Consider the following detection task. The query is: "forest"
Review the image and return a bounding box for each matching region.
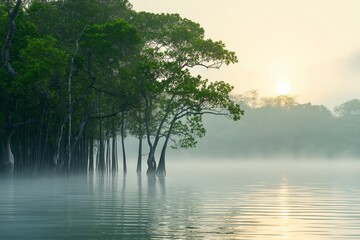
[0,0,243,177]
[178,92,360,159]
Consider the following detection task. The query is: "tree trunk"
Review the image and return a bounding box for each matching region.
[89,124,94,172]
[136,137,142,175]
[156,146,166,178]
[42,116,50,170]
[53,118,67,170]
[146,148,157,175]
[121,113,127,175]
[145,99,174,175]
[98,93,105,172]
[1,128,16,176]
[111,118,117,172]
[106,125,110,172]
[156,120,175,178]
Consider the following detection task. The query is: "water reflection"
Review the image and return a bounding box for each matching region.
[0,162,360,239]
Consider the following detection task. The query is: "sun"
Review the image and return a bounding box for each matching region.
[276,82,290,95]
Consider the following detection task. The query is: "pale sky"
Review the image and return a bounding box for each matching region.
[130,0,360,108]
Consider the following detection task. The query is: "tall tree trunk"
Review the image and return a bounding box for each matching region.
[67,40,79,173]
[157,147,167,178]
[41,116,50,170]
[1,127,16,176]
[2,0,22,77]
[36,109,45,168]
[106,121,110,172]
[89,123,94,172]
[146,147,156,175]
[142,95,156,175]
[121,113,127,175]
[97,92,105,172]
[157,119,175,178]
[145,96,175,175]
[111,118,117,173]
[0,0,22,176]
[53,118,67,169]
[136,137,142,175]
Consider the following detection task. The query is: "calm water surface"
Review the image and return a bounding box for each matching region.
[1,160,360,239]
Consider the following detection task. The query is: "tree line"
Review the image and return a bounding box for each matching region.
[0,0,243,177]
[181,91,360,159]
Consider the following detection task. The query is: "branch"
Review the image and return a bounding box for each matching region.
[1,0,22,77]
[91,109,121,119]
[70,101,96,156]
[90,86,118,97]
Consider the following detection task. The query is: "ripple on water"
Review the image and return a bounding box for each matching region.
[0,163,360,240]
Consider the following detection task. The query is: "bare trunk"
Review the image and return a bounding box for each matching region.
[156,146,166,178]
[146,148,157,175]
[142,93,156,175]
[156,119,175,178]
[106,122,110,172]
[53,118,67,169]
[89,124,94,172]
[1,128,16,176]
[41,116,50,170]
[145,96,175,175]
[1,0,22,77]
[98,92,105,172]
[111,119,117,172]
[136,137,142,175]
[121,113,127,175]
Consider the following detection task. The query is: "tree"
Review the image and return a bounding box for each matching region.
[129,12,242,176]
[334,99,360,117]
[1,0,140,175]
[1,0,28,175]
[80,18,141,174]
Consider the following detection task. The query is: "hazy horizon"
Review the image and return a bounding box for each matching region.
[131,0,360,109]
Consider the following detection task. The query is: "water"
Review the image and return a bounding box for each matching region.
[1,160,360,239]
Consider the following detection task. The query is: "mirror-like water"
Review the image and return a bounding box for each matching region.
[1,160,360,239]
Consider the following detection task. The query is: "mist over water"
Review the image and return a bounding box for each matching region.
[1,159,359,240]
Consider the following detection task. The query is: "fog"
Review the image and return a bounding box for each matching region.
[1,160,360,239]
[156,98,360,161]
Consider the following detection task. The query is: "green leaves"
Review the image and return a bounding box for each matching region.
[130,12,237,69]
[17,35,68,98]
[82,19,140,56]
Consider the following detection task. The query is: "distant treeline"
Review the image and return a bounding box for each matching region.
[0,0,242,176]
[181,91,360,159]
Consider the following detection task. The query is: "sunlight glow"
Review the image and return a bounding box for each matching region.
[276,82,291,95]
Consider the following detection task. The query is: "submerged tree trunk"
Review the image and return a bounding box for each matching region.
[89,125,94,172]
[145,96,175,175]
[53,117,67,170]
[146,147,157,175]
[156,119,175,178]
[111,118,117,173]
[157,146,166,178]
[0,128,16,176]
[142,94,157,175]
[136,137,142,175]
[121,113,127,175]
[97,92,105,172]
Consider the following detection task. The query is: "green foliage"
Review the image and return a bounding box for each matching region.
[17,36,68,95]
[130,12,237,68]
[1,0,243,174]
[82,19,140,60]
[170,116,206,149]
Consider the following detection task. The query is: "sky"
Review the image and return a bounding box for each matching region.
[130,0,360,109]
